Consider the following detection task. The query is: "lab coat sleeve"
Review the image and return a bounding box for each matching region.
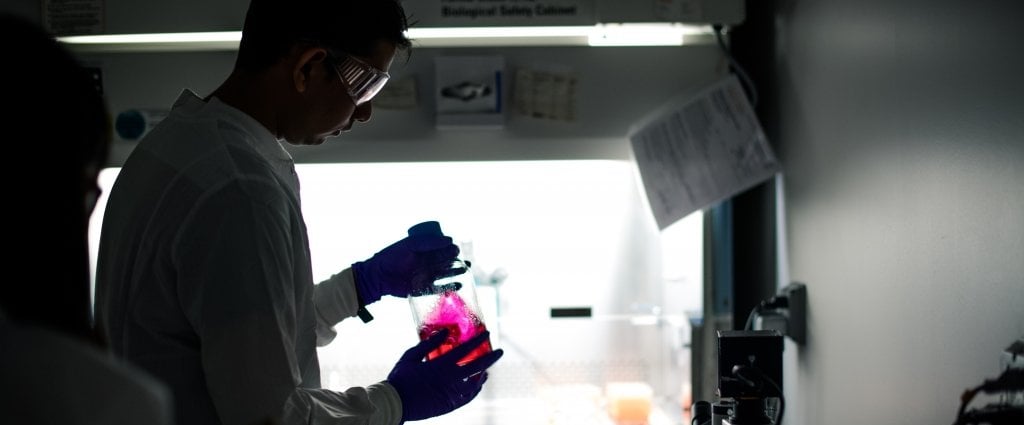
[174,177,400,425]
[313,269,360,346]
[281,381,402,425]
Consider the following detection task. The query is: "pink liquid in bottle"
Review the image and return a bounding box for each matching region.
[417,291,492,366]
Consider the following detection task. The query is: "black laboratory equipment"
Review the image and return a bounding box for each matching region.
[691,330,785,425]
[951,338,1024,425]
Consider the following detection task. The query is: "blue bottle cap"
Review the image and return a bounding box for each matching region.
[408,221,442,236]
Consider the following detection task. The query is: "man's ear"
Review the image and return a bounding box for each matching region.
[291,47,329,94]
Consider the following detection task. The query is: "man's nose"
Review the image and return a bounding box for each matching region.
[353,102,373,122]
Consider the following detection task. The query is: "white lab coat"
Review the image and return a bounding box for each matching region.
[94,90,402,425]
[0,311,173,424]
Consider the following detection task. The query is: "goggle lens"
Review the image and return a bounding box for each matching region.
[335,54,389,105]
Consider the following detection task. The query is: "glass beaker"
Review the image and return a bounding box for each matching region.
[408,258,492,366]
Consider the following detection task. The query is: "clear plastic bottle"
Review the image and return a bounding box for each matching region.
[406,221,492,365]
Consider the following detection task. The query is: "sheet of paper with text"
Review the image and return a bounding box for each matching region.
[629,75,780,229]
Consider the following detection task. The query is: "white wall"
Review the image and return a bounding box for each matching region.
[773,1,1024,424]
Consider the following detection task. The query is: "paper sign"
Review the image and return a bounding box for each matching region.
[373,77,419,110]
[629,76,780,229]
[402,0,595,27]
[436,55,505,129]
[43,0,104,36]
[514,67,577,122]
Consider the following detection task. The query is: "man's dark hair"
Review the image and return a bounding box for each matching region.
[236,0,412,71]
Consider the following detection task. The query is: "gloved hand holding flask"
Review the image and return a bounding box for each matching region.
[351,222,462,306]
[405,221,494,366]
[366,221,503,422]
[387,329,504,422]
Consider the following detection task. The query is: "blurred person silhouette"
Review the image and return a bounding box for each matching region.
[92,1,503,424]
[0,13,172,424]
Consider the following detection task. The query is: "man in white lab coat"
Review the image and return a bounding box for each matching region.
[93,1,503,425]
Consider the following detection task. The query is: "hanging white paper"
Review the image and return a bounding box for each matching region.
[629,75,780,229]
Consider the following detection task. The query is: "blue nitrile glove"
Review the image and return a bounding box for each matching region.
[351,233,460,305]
[387,329,504,422]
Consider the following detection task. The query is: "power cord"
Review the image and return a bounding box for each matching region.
[744,295,789,331]
[691,400,711,425]
[712,24,759,109]
[733,364,786,424]
[954,368,1024,425]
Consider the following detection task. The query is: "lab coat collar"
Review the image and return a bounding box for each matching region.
[171,89,294,165]
[170,89,301,197]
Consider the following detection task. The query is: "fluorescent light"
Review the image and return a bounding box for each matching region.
[407,26,593,47]
[59,31,243,52]
[59,24,712,52]
[59,31,242,44]
[408,23,711,47]
[588,23,696,47]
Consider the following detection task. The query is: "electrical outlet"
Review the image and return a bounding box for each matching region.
[751,282,807,345]
[781,283,806,345]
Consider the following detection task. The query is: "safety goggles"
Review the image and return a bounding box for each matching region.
[328,51,390,106]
